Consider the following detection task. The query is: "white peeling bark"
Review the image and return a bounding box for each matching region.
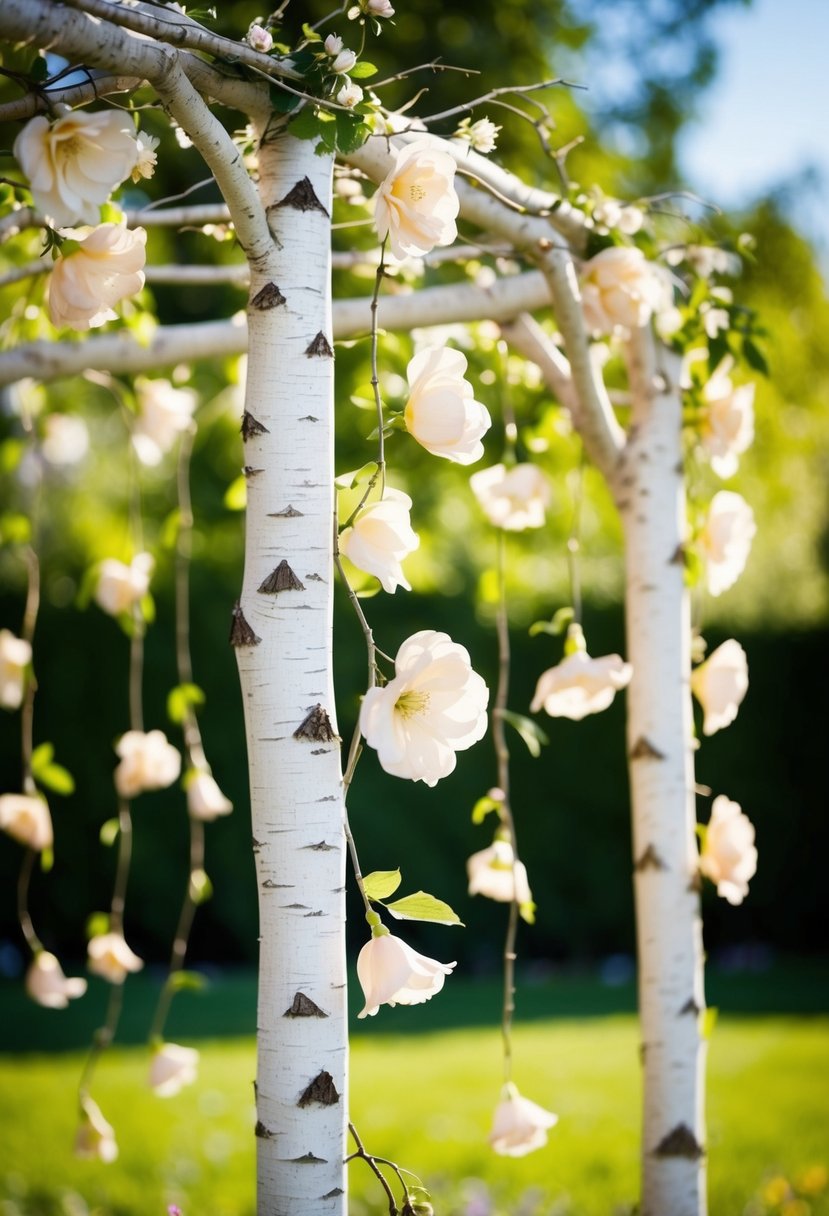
[614,327,707,1216]
[234,129,346,1216]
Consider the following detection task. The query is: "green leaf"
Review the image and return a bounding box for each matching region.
[99,818,120,847]
[334,113,371,154]
[335,461,378,490]
[189,869,213,905]
[31,742,55,772]
[85,912,110,940]
[223,475,247,511]
[363,869,402,901]
[501,710,549,758]
[40,846,54,874]
[289,107,324,141]
[301,22,322,41]
[0,440,24,474]
[349,61,378,79]
[0,512,31,545]
[37,763,75,795]
[519,899,536,925]
[168,969,208,993]
[159,508,182,551]
[743,338,769,377]
[529,606,573,637]
[385,891,463,926]
[269,87,301,114]
[167,682,206,726]
[471,794,501,825]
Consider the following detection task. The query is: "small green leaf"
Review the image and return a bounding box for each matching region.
[168,969,208,992]
[519,899,536,925]
[349,61,378,79]
[334,112,372,154]
[40,846,54,873]
[335,461,378,490]
[167,682,206,726]
[38,763,75,795]
[742,338,769,377]
[189,868,213,904]
[269,87,301,113]
[99,818,120,847]
[289,107,324,141]
[501,710,549,758]
[0,440,25,475]
[471,794,501,825]
[385,891,463,926]
[363,869,402,901]
[159,508,182,551]
[86,912,110,939]
[301,22,322,41]
[223,474,247,511]
[31,742,55,772]
[529,606,574,637]
[0,512,31,545]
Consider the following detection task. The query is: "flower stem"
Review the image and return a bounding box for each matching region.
[567,453,585,626]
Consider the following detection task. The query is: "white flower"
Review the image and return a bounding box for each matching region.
[467,839,532,905]
[617,206,644,235]
[454,117,501,154]
[336,81,364,108]
[365,0,395,15]
[25,951,87,1009]
[87,932,144,984]
[94,552,154,618]
[130,131,160,183]
[114,729,181,799]
[187,771,233,821]
[0,629,32,710]
[699,363,755,479]
[580,246,672,335]
[0,793,53,851]
[374,140,459,260]
[691,639,748,737]
[133,378,197,466]
[469,463,552,531]
[699,795,757,906]
[324,34,344,55]
[699,491,756,597]
[246,22,274,53]
[404,346,491,464]
[41,414,89,466]
[339,487,419,592]
[14,109,139,227]
[74,1097,118,1163]
[360,629,489,786]
[357,930,456,1017]
[489,1085,558,1157]
[531,645,632,721]
[149,1042,199,1097]
[48,222,147,331]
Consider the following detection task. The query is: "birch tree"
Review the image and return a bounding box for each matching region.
[0,4,761,1215]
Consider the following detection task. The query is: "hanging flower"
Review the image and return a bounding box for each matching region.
[691,639,748,736]
[0,629,32,711]
[149,1042,200,1097]
[87,931,144,984]
[246,22,274,53]
[130,131,160,183]
[454,116,501,154]
[0,793,53,851]
[699,795,757,906]
[374,140,460,260]
[699,491,756,597]
[74,1097,118,1163]
[94,552,155,618]
[48,222,147,331]
[699,362,755,479]
[363,0,395,15]
[360,630,489,786]
[14,108,139,227]
[469,463,552,531]
[187,771,233,821]
[579,246,672,335]
[336,81,364,108]
[25,951,87,1008]
[132,378,197,466]
[467,838,532,905]
[357,928,456,1017]
[531,628,632,721]
[114,729,181,800]
[339,488,420,592]
[489,1084,558,1157]
[404,346,491,464]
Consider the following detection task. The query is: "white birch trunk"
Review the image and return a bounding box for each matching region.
[233,128,347,1216]
[614,328,707,1216]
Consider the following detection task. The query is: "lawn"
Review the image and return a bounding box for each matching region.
[1,966,828,1216]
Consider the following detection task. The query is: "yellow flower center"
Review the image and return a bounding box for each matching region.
[408,182,426,203]
[60,134,86,160]
[394,689,431,718]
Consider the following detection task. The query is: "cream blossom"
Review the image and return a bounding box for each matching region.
[470,462,552,531]
[360,630,489,786]
[699,795,757,906]
[336,81,364,108]
[331,48,358,73]
[130,131,160,183]
[114,729,181,800]
[364,0,395,14]
[246,22,274,53]
[374,140,460,260]
[0,629,32,711]
[339,487,420,592]
[324,34,344,54]
[94,551,155,618]
[133,378,197,466]
[187,771,233,821]
[25,951,87,1009]
[489,1085,558,1157]
[41,413,90,466]
[454,116,501,154]
[691,639,749,736]
[404,346,491,464]
[74,1097,118,1163]
[0,793,53,852]
[593,199,645,235]
[149,1042,200,1097]
[87,931,144,984]
[357,929,456,1017]
[699,491,756,597]
[580,246,672,335]
[531,639,632,721]
[14,108,139,227]
[48,222,147,330]
[700,363,755,479]
[467,839,532,905]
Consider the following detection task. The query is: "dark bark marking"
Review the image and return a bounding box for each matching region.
[298,1070,340,1108]
[310,748,328,756]
[284,902,310,910]
[294,704,338,742]
[634,844,668,872]
[304,909,324,918]
[284,991,328,1018]
[252,837,263,852]
[241,411,269,440]
[653,1124,704,1159]
[305,572,324,582]
[669,543,686,565]
[229,601,261,647]
[688,871,703,894]
[244,466,264,477]
[262,879,292,890]
[289,1152,328,1164]
[255,1120,276,1139]
[274,176,329,215]
[321,1190,344,1200]
[305,840,336,851]
[250,281,286,310]
[630,736,666,761]
[305,331,334,358]
[268,504,304,518]
[300,414,319,422]
[679,997,701,1015]
[258,560,305,594]
[317,795,336,802]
